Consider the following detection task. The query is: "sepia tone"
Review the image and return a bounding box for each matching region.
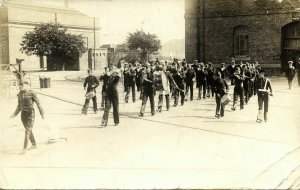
[0,0,300,189]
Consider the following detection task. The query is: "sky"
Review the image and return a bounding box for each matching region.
[1,0,185,45]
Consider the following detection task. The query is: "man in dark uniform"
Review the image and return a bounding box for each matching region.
[82,69,99,115]
[227,60,236,85]
[196,63,208,100]
[192,60,198,72]
[220,63,227,79]
[135,63,143,97]
[99,67,109,110]
[206,62,215,98]
[101,67,120,126]
[185,64,196,101]
[10,81,44,154]
[231,67,245,111]
[139,66,155,116]
[124,63,136,103]
[243,64,251,104]
[285,61,296,90]
[214,69,229,118]
[255,69,273,123]
[173,65,185,106]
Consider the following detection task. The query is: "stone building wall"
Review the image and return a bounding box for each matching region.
[0,1,105,71]
[185,0,300,73]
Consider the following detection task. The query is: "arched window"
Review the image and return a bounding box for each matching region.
[234,25,249,57]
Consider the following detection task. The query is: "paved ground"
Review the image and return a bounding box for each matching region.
[0,71,299,189]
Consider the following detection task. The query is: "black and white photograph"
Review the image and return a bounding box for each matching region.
[0,0,300,189]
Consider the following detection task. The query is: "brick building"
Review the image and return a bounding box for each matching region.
[185,0,300,73]
[0,0,109,71]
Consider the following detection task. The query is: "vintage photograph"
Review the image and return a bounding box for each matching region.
[0,0,299,189]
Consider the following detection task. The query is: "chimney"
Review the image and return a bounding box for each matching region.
[65,0,69,8]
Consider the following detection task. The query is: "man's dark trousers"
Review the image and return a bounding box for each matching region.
[102,94,119,125]
[21,109,36,149]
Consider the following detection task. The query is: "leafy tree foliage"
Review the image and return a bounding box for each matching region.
[20,23,86,70]
[127,30,161,63]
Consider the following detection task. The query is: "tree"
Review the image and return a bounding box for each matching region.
[20,23,86,70]
[127,30,161,63]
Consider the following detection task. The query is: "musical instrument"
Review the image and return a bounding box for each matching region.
[85,91,95,100]
[153,71,163,91]
[221,93,231,105]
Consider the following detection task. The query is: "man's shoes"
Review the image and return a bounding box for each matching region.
[101,122,107,127]
[215,114,220,119]
[185,99,188,102]
[173,104,177,107]
[240,107,244,110]
[151,113,155,116]
[114,123,119,126]
[231,107,236,111]
[197,98,201,100]
[20,149,27,155]
[256,119,262,123]
[94,110,98,114]
[81,110,87,115]
[138,113,144,117]
[99,107,104,110]
[29,145,37,150]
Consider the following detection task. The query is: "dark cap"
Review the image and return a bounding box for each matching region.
[20,81,29,85]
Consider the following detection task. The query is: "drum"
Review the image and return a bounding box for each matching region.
[221,93,230,105]
[154,71,163,91]
[85,91,95,100]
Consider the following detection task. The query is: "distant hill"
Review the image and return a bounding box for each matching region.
[161,39,185,59]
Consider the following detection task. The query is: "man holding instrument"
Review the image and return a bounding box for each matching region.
[214,69,229,118]
[255,69,273,123]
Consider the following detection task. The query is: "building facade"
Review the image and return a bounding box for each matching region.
[185,0,300,73]
[0,1,108,71]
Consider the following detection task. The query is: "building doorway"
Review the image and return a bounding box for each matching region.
[282,21,300,71]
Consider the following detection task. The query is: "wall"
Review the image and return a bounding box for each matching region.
[0,1,100,71]
[185,0,300,73]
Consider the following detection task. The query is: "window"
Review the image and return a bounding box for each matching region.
[234,26,249,57]
[103,53,106,57]
[100,53,102,56]
[96,53,98,57]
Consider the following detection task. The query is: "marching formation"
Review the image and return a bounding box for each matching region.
[83,58,275,126]
[14,57,300,154]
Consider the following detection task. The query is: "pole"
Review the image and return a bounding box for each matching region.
[93,17,96,70]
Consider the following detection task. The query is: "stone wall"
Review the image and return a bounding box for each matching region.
[185,0,300,74]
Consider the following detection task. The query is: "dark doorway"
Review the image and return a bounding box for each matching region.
[282,21,300,71]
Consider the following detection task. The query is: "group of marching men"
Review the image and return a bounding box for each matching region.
[8,54,299,154]
[80,58,274,127]
[9,57,278,153]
